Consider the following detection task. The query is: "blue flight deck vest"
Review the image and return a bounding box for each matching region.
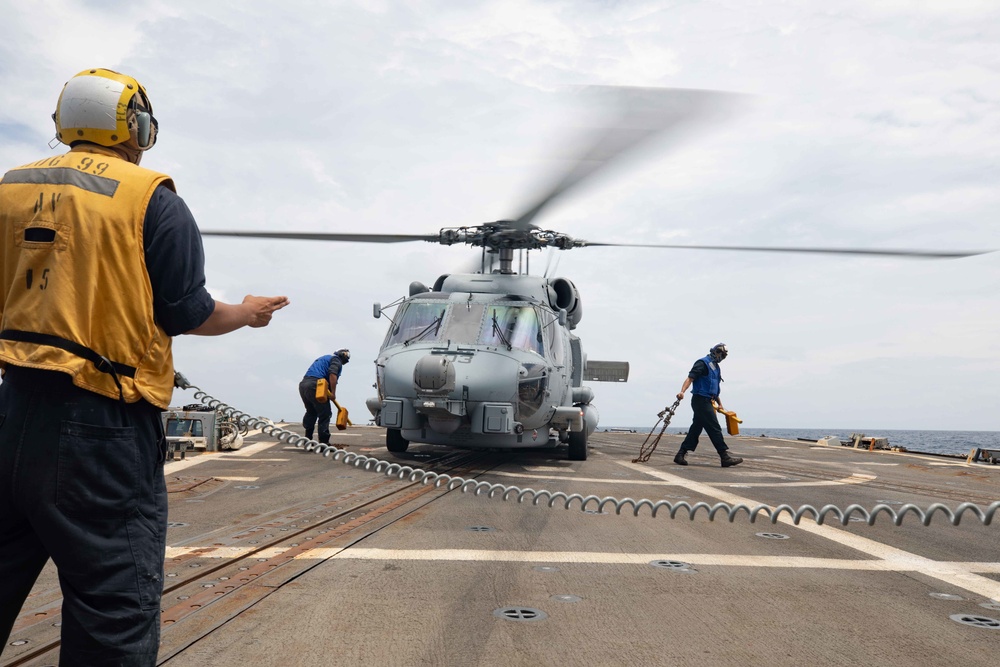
[304,354,343,380]
[691,354,722,398]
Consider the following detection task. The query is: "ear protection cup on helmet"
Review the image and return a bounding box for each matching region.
[136,111,151,149]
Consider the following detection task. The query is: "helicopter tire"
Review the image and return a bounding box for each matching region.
[386,428,409,453]
[567,429,588,461]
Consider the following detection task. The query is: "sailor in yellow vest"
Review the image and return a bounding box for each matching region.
[0,68,289,665]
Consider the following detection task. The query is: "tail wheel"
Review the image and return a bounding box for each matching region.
[386,428,409,453]
[567,428,588,461]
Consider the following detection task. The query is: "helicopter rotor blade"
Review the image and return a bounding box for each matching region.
[510,86,746,232]
[579,241,990,259]
[199,231,440,244]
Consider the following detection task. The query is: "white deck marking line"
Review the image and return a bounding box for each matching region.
[164,437,280,473]
[487,471,875,488]
[213,476,260,482]
[162,545,1000,578]
[219,458,290,462]
[620,460,1000,600]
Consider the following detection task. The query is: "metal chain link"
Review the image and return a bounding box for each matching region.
[179,377,999,528]
[633,399,681,463]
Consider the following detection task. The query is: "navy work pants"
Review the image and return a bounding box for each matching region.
[0,366,167,666]
[298,376,332,444]
[679,394,729,457]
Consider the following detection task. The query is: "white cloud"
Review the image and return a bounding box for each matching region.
[1,0,997,431]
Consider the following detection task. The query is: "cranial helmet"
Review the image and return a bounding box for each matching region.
[709,343,728,362]
[53,68,158,151]
[336,349,351,364]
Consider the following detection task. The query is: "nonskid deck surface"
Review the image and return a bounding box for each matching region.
[6,428,999,666]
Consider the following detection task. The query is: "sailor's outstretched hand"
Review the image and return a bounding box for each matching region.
[243,295,290,328]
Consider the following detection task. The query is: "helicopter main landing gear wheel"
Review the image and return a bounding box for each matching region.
[567,429,588,461]
[386,428,409,453]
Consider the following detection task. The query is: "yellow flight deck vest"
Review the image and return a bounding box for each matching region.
[0,146,177,408]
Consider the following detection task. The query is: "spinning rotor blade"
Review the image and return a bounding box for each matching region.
[511,86,745,231]
[199,230,439,243]
[580,241,989,259]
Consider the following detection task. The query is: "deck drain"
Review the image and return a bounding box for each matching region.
[551,595,582,603]
[467,526,495,532]
[167,522,188,528]
[234,485,259,490]
[650,560,694,571]
[980,602,1000,611]
[534,566,560,572]
[9,640,28,647]
[950,614,1000,629]
[494,607,548,622]
[930,593,964,601]
[756,532,790,540]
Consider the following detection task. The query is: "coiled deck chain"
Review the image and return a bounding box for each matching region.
[188,386,998,528]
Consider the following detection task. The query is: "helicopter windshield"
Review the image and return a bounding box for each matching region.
[481,305,544,356]
[385,302,447,348]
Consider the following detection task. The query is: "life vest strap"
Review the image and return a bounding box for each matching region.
[0,329,137,379]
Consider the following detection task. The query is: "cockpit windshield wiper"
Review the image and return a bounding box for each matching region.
[491,310,513,351]
[404,311,445,346]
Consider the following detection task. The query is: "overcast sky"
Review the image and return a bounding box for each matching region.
[1,1,997,433]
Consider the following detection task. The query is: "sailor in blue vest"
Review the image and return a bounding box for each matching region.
[673,343,743,467]
[299,350,350,445]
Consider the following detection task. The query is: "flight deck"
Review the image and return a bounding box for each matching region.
[5,426,999,666]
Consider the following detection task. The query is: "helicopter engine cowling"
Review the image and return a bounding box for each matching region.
[549,277,582,329]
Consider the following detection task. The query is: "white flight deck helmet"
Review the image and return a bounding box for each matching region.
[335,349,351,364]
[52,68,158,162]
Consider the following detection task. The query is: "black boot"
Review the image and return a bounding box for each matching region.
[673,450,689,466]
[721,453,743,467]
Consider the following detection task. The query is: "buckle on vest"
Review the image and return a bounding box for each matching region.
[94,355,114,375]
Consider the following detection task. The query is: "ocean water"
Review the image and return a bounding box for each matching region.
[607,427,999,457]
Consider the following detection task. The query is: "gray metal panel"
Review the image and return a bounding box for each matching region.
[583,360,629,382]
[570,337,583,386]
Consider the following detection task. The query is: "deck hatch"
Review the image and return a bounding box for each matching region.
[493,607,548,622]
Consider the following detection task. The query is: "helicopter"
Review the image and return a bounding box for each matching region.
[201,87,987,460]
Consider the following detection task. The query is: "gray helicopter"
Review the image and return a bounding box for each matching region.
[202,87,985,460]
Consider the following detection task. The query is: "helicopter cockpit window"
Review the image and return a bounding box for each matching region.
[480,305,544,356]
[385,302,447,348]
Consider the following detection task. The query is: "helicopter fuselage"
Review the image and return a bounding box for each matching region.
[366,273,604,456]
